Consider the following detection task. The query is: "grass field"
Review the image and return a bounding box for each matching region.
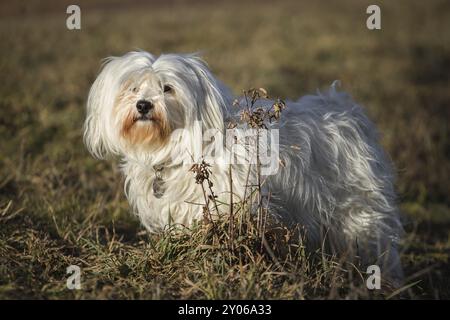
[0,0,449,299]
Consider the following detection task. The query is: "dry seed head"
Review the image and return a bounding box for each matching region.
[189,160,212,184]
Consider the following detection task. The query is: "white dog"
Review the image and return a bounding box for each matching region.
[84,51,403,283]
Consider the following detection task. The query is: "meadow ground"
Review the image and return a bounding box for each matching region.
[0,0,449,299]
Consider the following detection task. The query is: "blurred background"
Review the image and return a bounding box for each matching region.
[0,0,448,298]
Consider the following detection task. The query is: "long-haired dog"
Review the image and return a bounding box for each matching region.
[84,51,403,284]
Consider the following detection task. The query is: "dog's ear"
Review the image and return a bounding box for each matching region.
[84,51,155,159]
[182,55,230,132]
[84,62,112,159]
[154,54,230,132]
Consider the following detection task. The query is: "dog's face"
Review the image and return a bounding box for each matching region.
[115,70,178,148]
[84,52,228,159]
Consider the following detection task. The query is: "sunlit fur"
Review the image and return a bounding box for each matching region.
[84,51,404,284]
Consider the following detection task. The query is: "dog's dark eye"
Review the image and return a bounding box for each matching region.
[131,87,139,93]
[163,85,172,93]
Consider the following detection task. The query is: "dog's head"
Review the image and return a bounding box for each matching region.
[84,51,228,159]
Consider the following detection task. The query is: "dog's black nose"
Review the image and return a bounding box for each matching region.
[136,100,153,114]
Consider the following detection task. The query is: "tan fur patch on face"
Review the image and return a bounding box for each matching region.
[120,108,171,147]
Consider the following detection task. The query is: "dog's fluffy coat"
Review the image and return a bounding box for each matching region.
[84,51,403,282]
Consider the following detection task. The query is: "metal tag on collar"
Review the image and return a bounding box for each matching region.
[153,165,165,198]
